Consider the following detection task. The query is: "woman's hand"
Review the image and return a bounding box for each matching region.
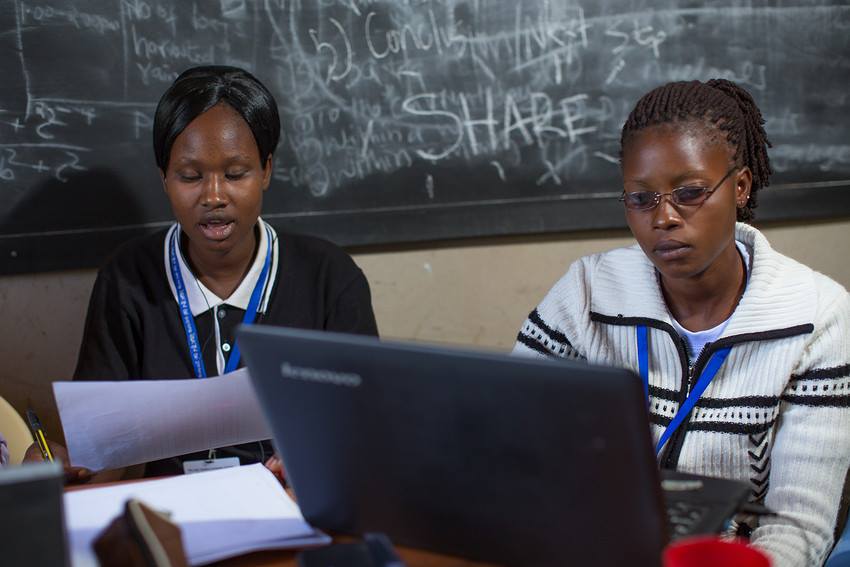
[264,453,287,485]
[23,440,93,484]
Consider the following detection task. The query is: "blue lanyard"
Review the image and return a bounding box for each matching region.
[224,225,273,374]
[637,325,732,455]
[169,225,273,378]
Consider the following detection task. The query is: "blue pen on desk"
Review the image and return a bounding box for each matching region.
[26,409,54,462]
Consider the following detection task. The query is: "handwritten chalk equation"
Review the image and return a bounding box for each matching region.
[0,144,89,184]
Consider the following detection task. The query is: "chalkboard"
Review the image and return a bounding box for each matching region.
[1,0,849,274]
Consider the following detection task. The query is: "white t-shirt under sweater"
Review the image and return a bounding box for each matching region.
[513,223,850,567]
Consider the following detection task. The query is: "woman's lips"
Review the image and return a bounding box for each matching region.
[653,240,691,260]
[198,220,234,241]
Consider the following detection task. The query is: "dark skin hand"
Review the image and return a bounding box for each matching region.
[23,440,93,484]
[264,454,287,484]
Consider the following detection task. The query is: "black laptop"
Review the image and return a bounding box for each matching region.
[239,326,749,567]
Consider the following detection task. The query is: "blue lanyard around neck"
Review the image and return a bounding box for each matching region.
[637,325,732,455]
[169,225,273,378]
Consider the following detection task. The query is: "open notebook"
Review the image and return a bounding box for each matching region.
[64,464,329,566]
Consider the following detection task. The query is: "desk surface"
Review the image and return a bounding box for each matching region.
[215,546,499,567]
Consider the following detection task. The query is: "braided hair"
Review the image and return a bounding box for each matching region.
[620,79,772,223]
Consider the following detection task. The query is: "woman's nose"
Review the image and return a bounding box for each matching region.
[200,175,226,207]
[651,195,683,229]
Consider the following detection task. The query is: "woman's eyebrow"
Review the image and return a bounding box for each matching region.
[623,178,654,188]
[171,157,200,167]
[224,153,256,163]
[669,169,713,185]
[170,154,256,166]
[625,169,713,187]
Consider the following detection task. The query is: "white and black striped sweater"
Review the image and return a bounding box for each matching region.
[513,223,850,567]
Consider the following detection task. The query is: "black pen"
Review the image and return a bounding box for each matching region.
[25,409,54,462]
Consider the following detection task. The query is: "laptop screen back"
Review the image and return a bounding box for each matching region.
[240,326,667,567]
[0,462,68,566]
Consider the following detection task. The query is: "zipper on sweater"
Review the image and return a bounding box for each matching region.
[660,340,719,468]
[659,333,695,469]
[687,344,715,391]
[663,337,741,467]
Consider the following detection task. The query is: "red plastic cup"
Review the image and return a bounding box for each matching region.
[663,536,771,567]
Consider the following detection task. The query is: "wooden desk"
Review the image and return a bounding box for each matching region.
[215,546,498,567]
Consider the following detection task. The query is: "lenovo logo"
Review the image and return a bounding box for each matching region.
[280,362,362,388]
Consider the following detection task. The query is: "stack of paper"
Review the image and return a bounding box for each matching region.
[65,464,329,566]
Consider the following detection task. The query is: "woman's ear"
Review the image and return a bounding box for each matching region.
[159,169,168,193]
[262,157,273,191]
[735,166,753,208]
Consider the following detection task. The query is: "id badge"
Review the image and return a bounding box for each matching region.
[182,456,240,474]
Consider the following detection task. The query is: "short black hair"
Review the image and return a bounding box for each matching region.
[153,65,280,172]
[620,79,772,223]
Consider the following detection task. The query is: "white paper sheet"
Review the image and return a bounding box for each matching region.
[54,368,272,471]
[65,463,329,566]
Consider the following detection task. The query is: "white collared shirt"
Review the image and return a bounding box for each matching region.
[164,217,279,375]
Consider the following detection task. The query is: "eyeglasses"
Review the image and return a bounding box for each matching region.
[619,166,738,211]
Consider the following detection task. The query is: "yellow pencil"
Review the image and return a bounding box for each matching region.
[26,410,54,462]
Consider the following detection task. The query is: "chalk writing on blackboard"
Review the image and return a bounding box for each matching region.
[0,0,848,273]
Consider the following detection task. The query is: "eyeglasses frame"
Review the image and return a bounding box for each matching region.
[619,165,740,211]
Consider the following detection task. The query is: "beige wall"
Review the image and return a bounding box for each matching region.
[1,219,848,438]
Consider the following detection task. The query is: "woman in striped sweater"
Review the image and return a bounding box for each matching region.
[513,79,850,566]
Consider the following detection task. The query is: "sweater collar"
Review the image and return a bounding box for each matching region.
[590,223,815,335]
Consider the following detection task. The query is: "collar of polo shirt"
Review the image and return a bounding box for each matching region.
[164,217,278,317]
